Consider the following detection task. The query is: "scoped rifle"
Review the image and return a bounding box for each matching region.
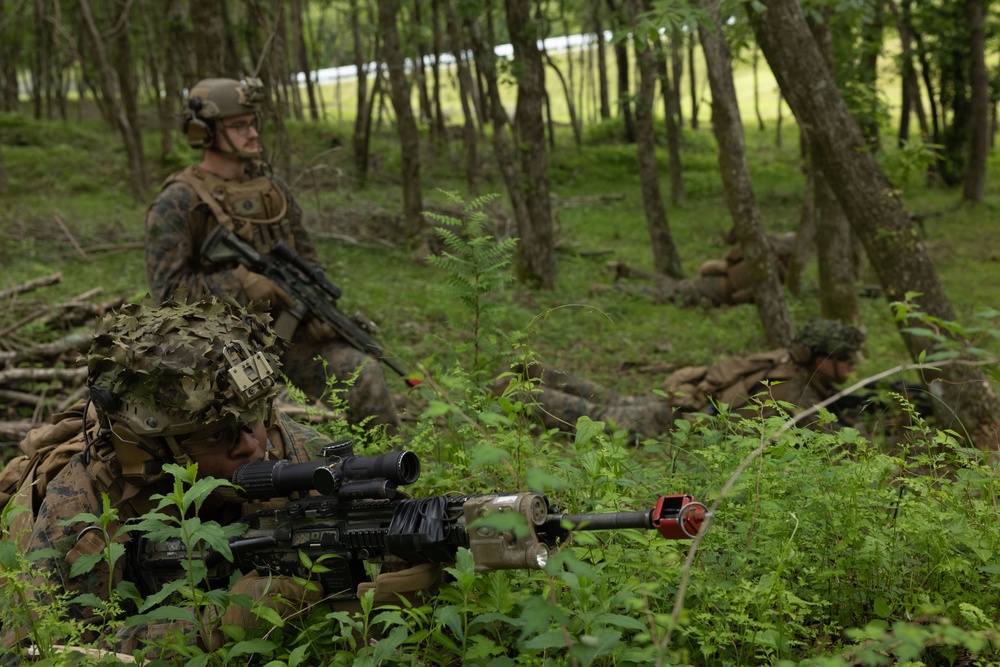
[168,441,704,601]
[201,224,416,385]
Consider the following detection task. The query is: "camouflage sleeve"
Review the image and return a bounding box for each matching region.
[273,410,327,462]
[144,182,246,303]
[22,457,124,621]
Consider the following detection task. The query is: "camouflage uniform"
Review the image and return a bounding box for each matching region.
[504,319,864,440]
[20,409,324,652]
[145,162,401,434]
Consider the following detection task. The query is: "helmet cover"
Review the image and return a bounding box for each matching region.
[792,318,866,362]
[86,294,284,439]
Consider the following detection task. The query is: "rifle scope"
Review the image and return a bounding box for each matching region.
[232,450,420,500]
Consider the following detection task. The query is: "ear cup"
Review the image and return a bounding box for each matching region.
[185,116,213,149]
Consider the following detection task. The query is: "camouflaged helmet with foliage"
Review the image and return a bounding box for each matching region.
[791,318,866,363]
[86,295,283,436]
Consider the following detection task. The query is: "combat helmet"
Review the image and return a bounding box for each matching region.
[182,77,265,152]
[85,293,283,486]
[790,318,866,364]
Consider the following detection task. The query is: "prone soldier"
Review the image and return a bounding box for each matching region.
[495,318,866,441]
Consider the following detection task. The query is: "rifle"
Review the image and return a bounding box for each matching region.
[137,441,706,601]
[201,224,416,386]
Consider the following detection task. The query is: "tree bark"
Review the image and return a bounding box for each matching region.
[444,1,479,193]
[654,38,685,206]
[697,0,791,347]
[467,15,532,276]
[962,0,988,202]
[78,0,146,201]
[292,0,319,121]
[377,0,425,250]
[625,0,684,279]
[606,0,634,142]
[190,0,227,78]
[350,0,371,186]
[750,0,1000,450]
[592,0,611,120]
[688,31,699,129]
[506,0,556,288]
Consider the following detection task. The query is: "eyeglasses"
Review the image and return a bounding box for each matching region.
[221,118,259,136]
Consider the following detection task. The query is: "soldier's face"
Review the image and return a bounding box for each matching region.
[179,419,268,482]
[815,357,854,385]
[217,113,260,155]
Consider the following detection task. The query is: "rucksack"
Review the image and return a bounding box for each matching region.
[0,401,94,548]
[662,349,796,412]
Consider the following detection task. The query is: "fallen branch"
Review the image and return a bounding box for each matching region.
[0,273,62,301]
[0,367,88,385]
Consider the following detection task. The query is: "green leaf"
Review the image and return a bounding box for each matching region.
[574,417,605,446]
[522,629,570,650]
[228,639,278,659]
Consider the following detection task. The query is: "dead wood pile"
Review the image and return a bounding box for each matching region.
[0,273,124,450]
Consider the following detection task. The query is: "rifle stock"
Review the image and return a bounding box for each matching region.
[201,225,415,385]
[133,441,705,601]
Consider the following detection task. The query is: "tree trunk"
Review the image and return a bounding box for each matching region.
[688,31,699,129]
[350,0,371,187]
[444,1,478,193]
[592,0,611,120]
[750,0,1000,451]
[627,0,683,279]
[0,0,23,111]
[377,0,425,250]
[813,173,859,323]
[111,3,146,183]
[606,0,634,142]
[0,144,7,195]
[430,0,446,141]
[292,0,319,121]
[468,15,533,276]
[697,0,791,347]
[670,25,684,129]
[78,0,146,202]
[786,124,815,298]
[190,0,227,78]
[543,50,582,149]
[506,0,556,288]
[962,0,988,202]
[654,37,685,206]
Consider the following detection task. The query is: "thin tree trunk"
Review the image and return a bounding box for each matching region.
[350,0,371,186]
[697,0,791,347]
[378,0,425,250]
[507,0,556,288]
[606,0,634,142]
[750,0,1000,451]
[688,31,699,129]
[468,15,533,278]
[444,1,478,193]
[430,0,446,141]
[592,0,610,120]
[654,37,685,206]
[78,0,146,201]
[543,50,582,149]
[962,0,988,202]
[292,0,319,121]
[627,0,683,279]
